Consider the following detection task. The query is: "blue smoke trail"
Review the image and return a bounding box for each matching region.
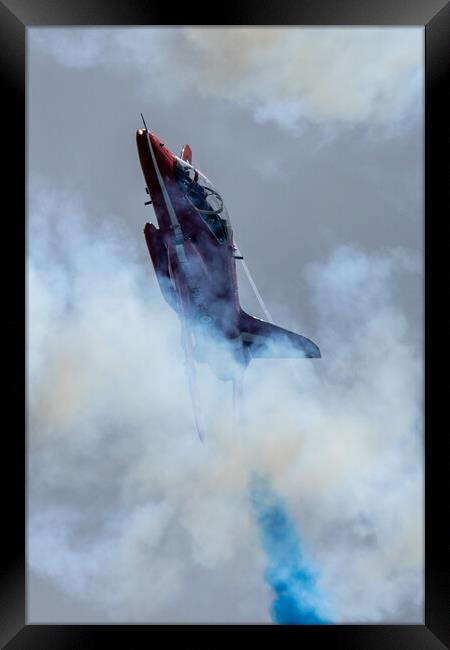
[248,473,330,624]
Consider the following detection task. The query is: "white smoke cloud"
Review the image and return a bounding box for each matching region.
[27,179,423,622]
[29,27,423,134]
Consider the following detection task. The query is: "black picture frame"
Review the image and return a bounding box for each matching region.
[2,0,448,646]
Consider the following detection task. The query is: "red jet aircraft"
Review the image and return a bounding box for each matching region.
[136,118,320,439]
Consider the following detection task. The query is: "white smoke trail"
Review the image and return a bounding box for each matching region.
[27,178,423,622]
[29,27,423,134]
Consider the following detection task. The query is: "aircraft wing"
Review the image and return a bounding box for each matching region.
[239,309,321,359]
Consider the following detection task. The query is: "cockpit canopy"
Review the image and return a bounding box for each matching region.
[175,157,231,244]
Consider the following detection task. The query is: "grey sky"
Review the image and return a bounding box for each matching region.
[27,27,424,624]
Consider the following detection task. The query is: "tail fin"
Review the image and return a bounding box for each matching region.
[239,310,321,359]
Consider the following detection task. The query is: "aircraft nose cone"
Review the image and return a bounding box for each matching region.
[147,131,162,148]
[136,127,176,183]
[136,129,164,150]
[150,134,173,161]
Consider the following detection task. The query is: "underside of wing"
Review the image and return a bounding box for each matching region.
[239,310,321,359]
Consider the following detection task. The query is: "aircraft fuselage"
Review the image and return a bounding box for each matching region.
[137,128,248,376]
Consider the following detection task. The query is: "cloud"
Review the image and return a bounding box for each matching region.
[29,27,423,134]
[27,179,423,622]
